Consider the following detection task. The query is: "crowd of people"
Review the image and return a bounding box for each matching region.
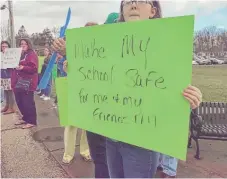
[1,0,203,178]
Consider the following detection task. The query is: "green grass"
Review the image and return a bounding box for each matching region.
[192,65,227,102]
[38,56,45,73]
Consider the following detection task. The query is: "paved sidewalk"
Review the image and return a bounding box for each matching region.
[1,95,227,178]
[1,110,68,178]
[32,95,94,178]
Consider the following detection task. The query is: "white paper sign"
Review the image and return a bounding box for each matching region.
[2,48,22,69]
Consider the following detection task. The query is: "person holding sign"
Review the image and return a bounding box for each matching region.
[11,38,38,129]
[53,50,91,164]
[52,22,110,177]
[1,41,16,115]
[103,0,202,178]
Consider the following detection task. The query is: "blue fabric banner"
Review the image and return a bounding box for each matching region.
[38,7,71,89]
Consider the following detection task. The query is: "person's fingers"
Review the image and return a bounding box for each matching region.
[51,45,57,52]
[52,38,66,55]
[183,92,200,108]
[184,96,197,109]
[183,88,201,102]
[52,41,59,51]
[54,39,63,49]
[58,38,65,46]
[187,85,202,96]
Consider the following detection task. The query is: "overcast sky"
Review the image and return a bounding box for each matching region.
[1,0,227,35]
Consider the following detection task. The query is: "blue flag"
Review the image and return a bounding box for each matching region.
[38,7,71,89]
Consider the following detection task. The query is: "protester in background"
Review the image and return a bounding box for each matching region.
[12,38,38,129]
[52,53,65,106]
[1,41,16,115]
[53,51,91,164]
[39,47,52,101]
[56,53,67,78]
[63,126,91,164]
[104,12,119,24]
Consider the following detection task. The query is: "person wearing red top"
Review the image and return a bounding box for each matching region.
[11,38,38,129]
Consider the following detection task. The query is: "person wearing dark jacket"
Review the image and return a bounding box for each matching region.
[1,41,16,114]
[11,38,38,129]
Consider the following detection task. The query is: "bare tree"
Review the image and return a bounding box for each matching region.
[194,26,227,57]
[0,22,10,42]
[51,26,60,38]
[42,27,53,46]
[15,25,29,45]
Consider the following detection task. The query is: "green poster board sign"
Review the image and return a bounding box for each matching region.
[55,77,68,126]
[64,15,194,160]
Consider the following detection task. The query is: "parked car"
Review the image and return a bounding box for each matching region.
[209,57,219,64]
[217,60,224,64]
[209,57,224,64]
[192,61,198,65]
[193,54,201,61]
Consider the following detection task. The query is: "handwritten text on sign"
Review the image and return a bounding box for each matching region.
[64,16,194,160]
[2,48,22,69]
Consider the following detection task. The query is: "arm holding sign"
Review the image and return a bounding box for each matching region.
[17,51,38,74]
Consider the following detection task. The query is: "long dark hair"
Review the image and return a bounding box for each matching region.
[44,47,52,64]
[1,41,11,52]
[119,0,162,22]
[18,38,33,50]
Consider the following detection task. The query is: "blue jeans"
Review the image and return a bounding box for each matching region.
[106,139,159,178]
[42,76,52,96]
[158,154,178,176]
[86,132,109,178]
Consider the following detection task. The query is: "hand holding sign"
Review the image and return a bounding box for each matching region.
[52,38,66,56]
[183,85,202,109]
[16,65,24,70]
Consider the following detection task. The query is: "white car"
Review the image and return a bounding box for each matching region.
[192,61,198,65]
[209,57,224,64]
